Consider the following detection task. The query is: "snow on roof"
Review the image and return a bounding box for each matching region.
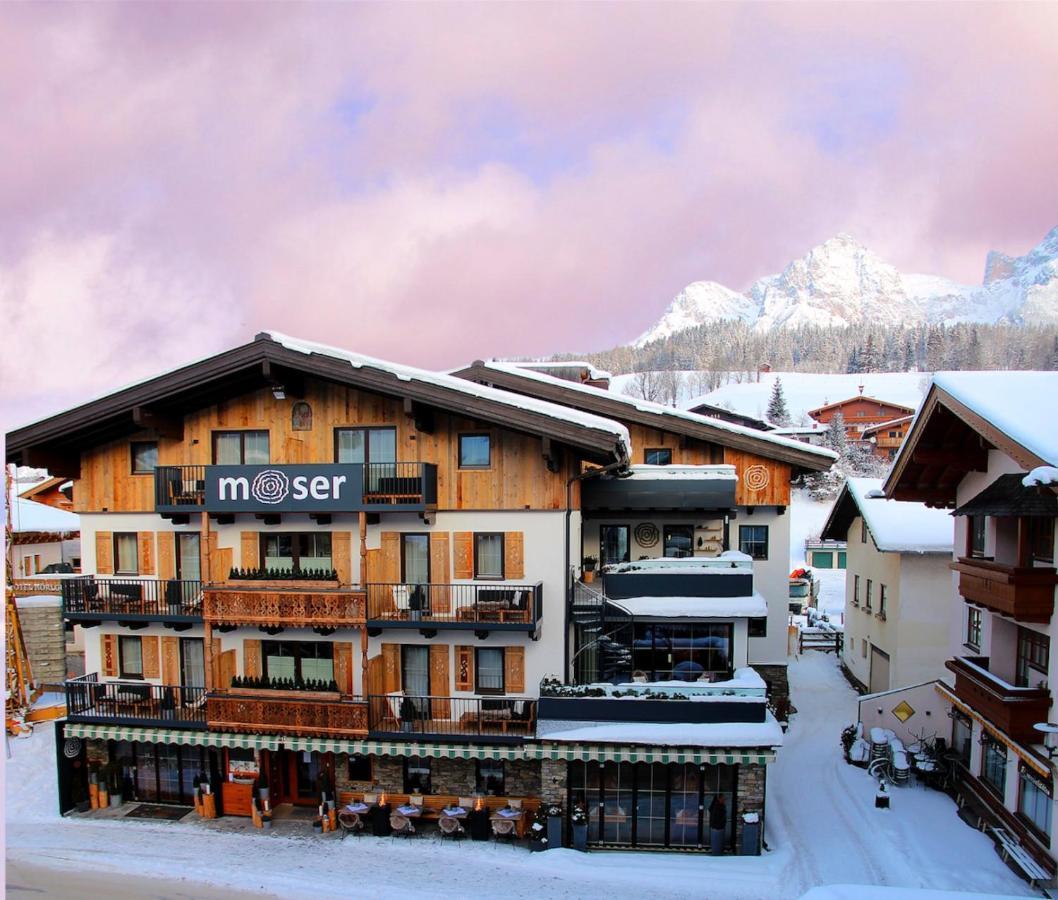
[933,371,1058,465]
[770,424,826,435]
[604,552,752,574]
[538,715,784,748]
[607,593,768,618]
[808,395,916,416]
[264,332,631,454]
[861,415,913,434]
[1025,466,1058,488]
[842,477,953,553]
[7,497,79,534]
[479,361,837,462]
[624,464,737,481]
[508,360,613,380]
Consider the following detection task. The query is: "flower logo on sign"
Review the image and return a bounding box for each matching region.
[743,465,770,492]
[251,470,290,504]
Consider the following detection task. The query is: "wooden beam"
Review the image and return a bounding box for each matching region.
[403,397,435,434]
[260,361,304,399]
[912,447,987,470]
[891,486,956,506]
[132,406,183,441]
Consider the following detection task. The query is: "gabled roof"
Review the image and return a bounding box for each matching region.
[9,497,80,534]
[952,473,1058,518]
[18,476,69,500]
[861,416,913,436]
[821,477,953,553]
[884,371,1058,506]
[808,396,916,418]
[685,401,773,432]
[452,361,837,472]
[6,332,630,471]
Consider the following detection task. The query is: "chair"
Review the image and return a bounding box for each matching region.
[508,799,523,810]
[439,815,465,839]
[491,818,517,843]
[363,792,378,805]
[393,585,411,616]
[338,811,364,839]
[390,813,416,837]
[409,794,424,808]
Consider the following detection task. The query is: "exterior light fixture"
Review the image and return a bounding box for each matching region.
[1033,723,1058,758]
[271,386,286,400]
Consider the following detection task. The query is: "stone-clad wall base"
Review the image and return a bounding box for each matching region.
[754,664,790,712]
[736,764,766,852]
[16,602,67,686]
[334,753,542,797]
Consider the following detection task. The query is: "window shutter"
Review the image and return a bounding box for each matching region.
[240,531,259,572]
[95,532,113,575]
[101,633,118,677]
[142,636,161,679]
[157,533,176,581]
[210,638,222,690]
[367,653,385,697]
[504,646,525,694]
[382,643,401,694]
[430,533,451,613]
[243,639,262,679]
[381,532,400,583]
[161,636,180,684]
[138,532,156,576]
[430,645,451,718]
[504,532,524,580]
[332,531,351,584]
[455,646,474,692]
[453,532,473,580]
[334,642,353,694]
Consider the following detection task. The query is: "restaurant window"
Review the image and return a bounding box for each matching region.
[853,575,860,606]
[1031,517,1055,564]
[644,448,672,466]
[260,533,332,574]
[878,584,887,619]
[951,711,972,767]
[474,533,504,580]
[969,515,987,558]
[738,525,768,560]
[347,755,373,783]
[403,757,432,794]
[458,433,491,469]
[966,607,982,650]
[865,579,873,611]
[1016,627,1049,688]
[130,441,158,474]
[475,648,505,694]
[119,636,143,678]
[262,641,334,685]
[631,622,732,681]
[600,525,630,567]
[663,525,694,558]
[476,760,506,796]
[114,533,139,575]
[334,426,396,465]
[981,737,1007,796]
[1019,768,1053,838]
[213,430,269,465]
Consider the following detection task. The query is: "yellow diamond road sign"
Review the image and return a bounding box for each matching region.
[892,700,915,723]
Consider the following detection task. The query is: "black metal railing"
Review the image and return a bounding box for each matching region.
[62,576,203,619]
[361,462,437,506]
[155,465,207,509]
[65,673,207,727]
[364,582,542,627]
[367,695,536,738]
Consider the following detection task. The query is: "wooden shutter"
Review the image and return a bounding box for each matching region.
[138,532,156,576]
[382,643,401,694]
[142,636,161,679]
[219,649,236,690]
[453,532,473,580]
[101,633,118,676]
[210,638,222,689]
[430,645,450,718]
[504,532,524,580]
[367,654,385,697]
[504,646,525,694]
[332,531,351,584]
[334,642,353,694]
[157,533,176,581]
[95,532,113,575]
[240,531,259,572]
[364,548,381,584]
[455,645,474,692]
[430,532,451,613]
[243,639,262,678]
[161,636,180,684]
[381,532,400,583]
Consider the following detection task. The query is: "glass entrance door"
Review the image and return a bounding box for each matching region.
[177,533,200,580]
[181,638,205,687]
[600,525,630,567]
[402,645,431,717]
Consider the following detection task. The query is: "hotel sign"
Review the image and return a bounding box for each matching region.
[205,465,364,512]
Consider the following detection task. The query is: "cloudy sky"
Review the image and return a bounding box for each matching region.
[3,2,1057,429]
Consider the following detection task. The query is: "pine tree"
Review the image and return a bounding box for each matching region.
[766,378,792,426]
[860,334,880,373]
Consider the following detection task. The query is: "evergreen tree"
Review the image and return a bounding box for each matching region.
[766,378,792,426]
[860,334,880,373]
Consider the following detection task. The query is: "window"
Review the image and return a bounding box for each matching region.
[476,760,506,795]
[969,515,986,558]
[981,737,1007,796]
[119,636,143,678]
[861,639,868,659]
[348,755,373,783]
[1019,768,1053,838]
[401,646,431,715]
[966,607,982,650]
[878,584,887,619]
[630,622,732,681]
[865,579,873,611]
[748,617,767,638]
[403,757,432,794]
[600,525,630,567]
[401,534,431,585]
[644,448,672,466]
[1031,517,1055,563]
[888,431,898,438]
[260,533,332,574]
[951,711,972,767]
[1016,627,1049,688]
[212,430,269,465]
[130,441,158,474]
[458,433,491,468]
[853,575,860,606]
[114,533,139,574]
[475,647,505,694]
[861,519,869,545]
[334,426,396,465]
[261,641,334,685]
[664,525,695,558]
[474,533,504,579]
[738,525,768,560]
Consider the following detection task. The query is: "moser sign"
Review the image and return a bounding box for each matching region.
[205,465,365,512]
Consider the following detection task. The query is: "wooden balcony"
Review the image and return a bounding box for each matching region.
[63,576,203,625]
[65,674,207,729]
[368,695,537,742]
[207,690,368,737]
[364,583,542,635]
[951,558,1057,623]
[945,656,1052,744]
[203,583,365,629]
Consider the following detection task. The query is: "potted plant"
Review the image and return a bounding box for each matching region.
[570,803,588,851]
[529,806,549,852]
[105,762,123,808]
[400,697,419,734]
[582,557,598,583]
[545,802,564,848]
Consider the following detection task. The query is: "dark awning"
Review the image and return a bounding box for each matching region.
[583,469,738,512]
[953,473,1058,518]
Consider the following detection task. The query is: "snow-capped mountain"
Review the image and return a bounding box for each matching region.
[634,226,1058,346]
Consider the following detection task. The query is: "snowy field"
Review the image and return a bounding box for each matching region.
[5,653,1031,900]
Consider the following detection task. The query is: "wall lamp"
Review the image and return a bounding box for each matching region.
[1033,723,1058,758]
[271,386,286,400]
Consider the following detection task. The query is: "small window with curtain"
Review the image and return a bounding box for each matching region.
[644,448,672,466]
[458,433,491,469]
[853,574,861,606]
[130,441,158,474]
[475,647,505,694]
[212,430,269,465]
[878,584,887,619]
[738,525,768,560]
[476,760,506,795]
[474,533,504,579]
[114,533,139,574]
[119,636,143,678]
[865,579,873,610]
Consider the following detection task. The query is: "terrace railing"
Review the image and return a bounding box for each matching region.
[65,673,207,727]
[368,695,537,739]
[62,576,203,620]
[364,582,542,630]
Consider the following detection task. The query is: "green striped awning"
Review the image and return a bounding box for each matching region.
[529,744,775,766]
[63,723,280,750]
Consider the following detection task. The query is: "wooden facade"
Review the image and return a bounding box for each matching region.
[808,396,915,440]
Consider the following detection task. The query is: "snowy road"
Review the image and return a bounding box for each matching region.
[5,655,1032,899]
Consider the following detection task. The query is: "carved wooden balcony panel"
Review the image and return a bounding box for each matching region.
[207,693,369,737]
[203,585,366,628]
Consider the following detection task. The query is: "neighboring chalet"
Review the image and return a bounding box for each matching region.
[862,415,914,461]
[808,394,916,443]
[769,423,829,448]
[9,494,80,576]
[684,400,773,433]
[20,476,75,512]
[883,371,1058,882]
[821,477,953,693]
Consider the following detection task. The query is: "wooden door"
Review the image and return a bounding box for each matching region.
[218,650,237,691]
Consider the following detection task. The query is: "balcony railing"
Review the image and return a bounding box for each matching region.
[62,576,203,622]
[203,584,366,628]
[65,673,207,728]
[951,558,1057,623]
[207,691,368,738]
[368,695,536,741]
[945,656,1052,744]
[364,583,542,632]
